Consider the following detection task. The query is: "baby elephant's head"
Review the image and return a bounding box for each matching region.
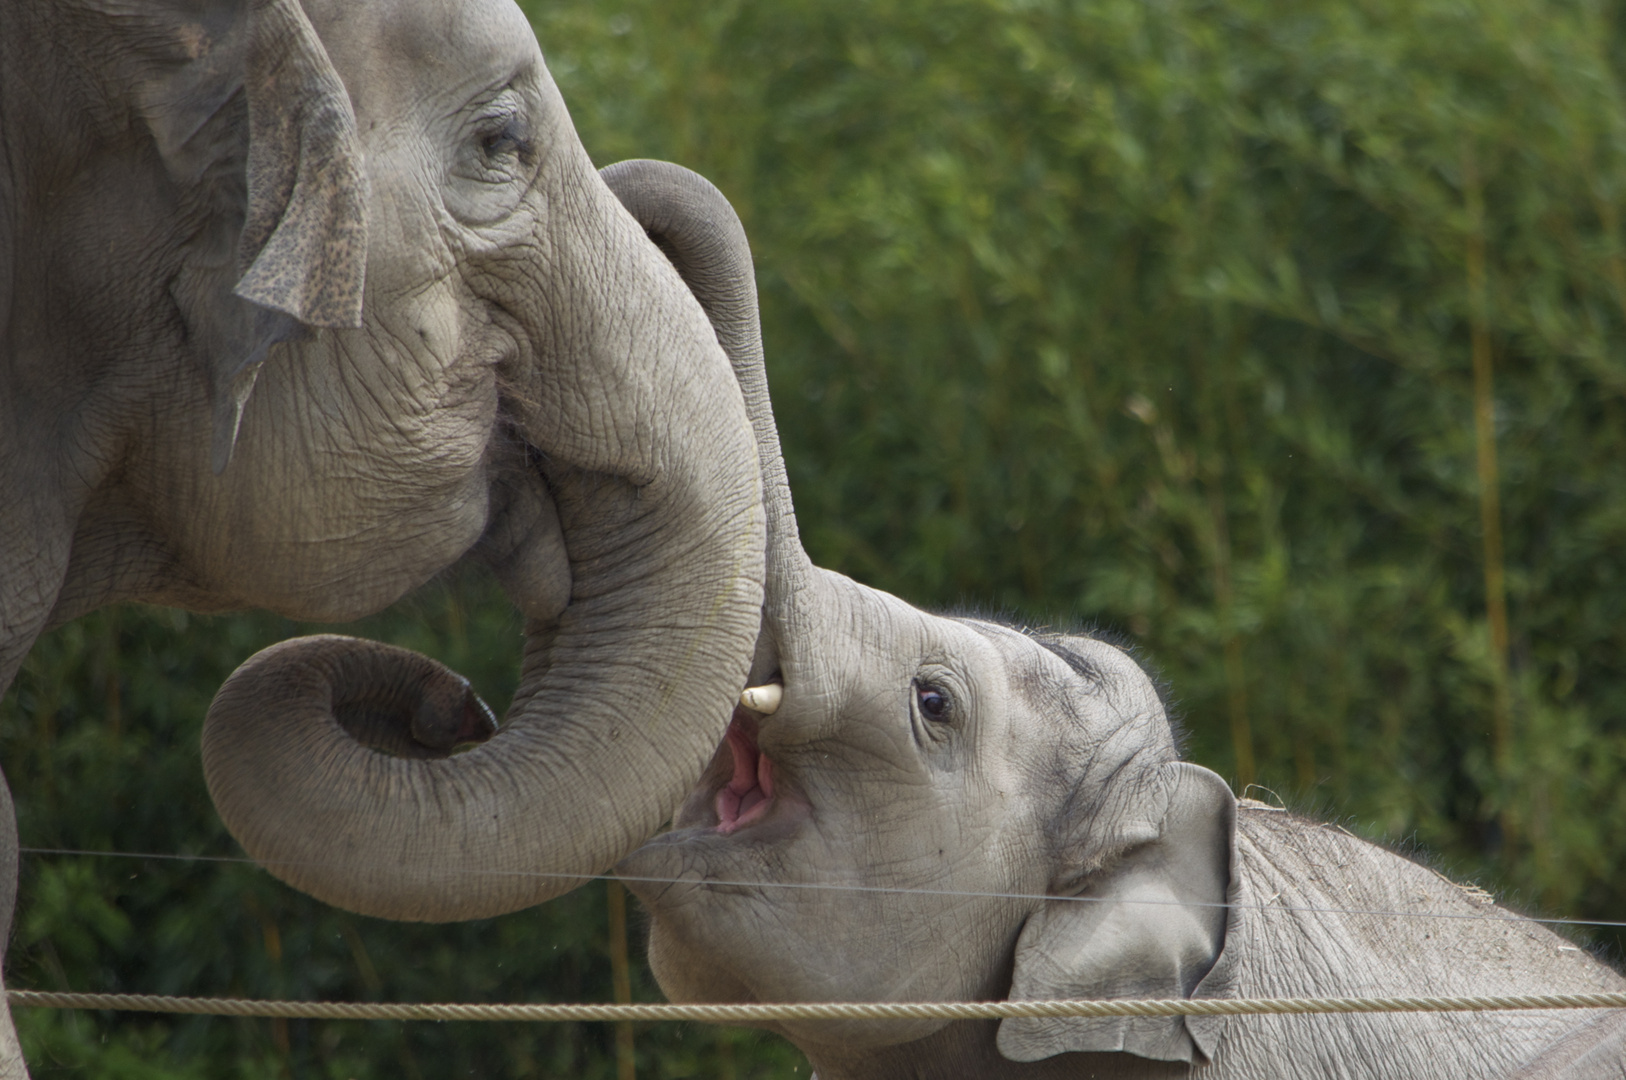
[620,569,1237,1070]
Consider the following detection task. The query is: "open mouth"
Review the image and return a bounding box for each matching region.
[715,708,775,834]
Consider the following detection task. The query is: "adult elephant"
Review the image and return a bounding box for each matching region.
[599,164,1626,1079]
[0,0,764,1071]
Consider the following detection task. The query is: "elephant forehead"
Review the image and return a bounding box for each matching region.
[955,620,1070,689]
[964,622,1165,729]
[820,575,961,665]
[304,0,539,112]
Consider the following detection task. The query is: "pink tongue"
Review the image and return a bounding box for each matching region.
[716,714,774,834]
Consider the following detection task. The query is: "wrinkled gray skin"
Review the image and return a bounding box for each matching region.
[614,167,1626,1080]
[0,3,768,1074]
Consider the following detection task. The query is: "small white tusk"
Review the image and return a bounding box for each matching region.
[739,683,783,715]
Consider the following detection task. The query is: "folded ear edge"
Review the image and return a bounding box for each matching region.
[231,0,368,331]
[997,762,1237,1066]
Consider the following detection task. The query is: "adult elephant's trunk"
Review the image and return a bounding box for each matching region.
[203,169,765,922]
[599,160,818,687]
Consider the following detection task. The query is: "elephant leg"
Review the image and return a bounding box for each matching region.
[0,452,74,690]
[0,462,77,1080]
[0,773,21,1080]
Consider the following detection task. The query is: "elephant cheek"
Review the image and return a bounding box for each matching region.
[218,280,509,614]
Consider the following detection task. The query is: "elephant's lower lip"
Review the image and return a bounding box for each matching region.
[715,710,775,834]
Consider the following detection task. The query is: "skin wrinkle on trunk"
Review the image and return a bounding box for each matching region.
[598,160,817,687]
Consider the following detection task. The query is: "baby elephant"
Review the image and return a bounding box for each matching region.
[620,574,1626,1080]
[604,160,1626,1080]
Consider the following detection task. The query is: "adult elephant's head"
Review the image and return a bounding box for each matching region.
[76,0,771,921]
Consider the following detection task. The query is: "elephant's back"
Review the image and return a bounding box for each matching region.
[1233,805,1623,993]
[1199,806,1626,1079]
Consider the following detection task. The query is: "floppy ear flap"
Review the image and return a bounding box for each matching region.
[214,0,367,468]
[232,0,368,331]
[997,762,1237,1065]
[136,0,367,469]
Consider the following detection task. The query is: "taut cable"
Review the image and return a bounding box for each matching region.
[19,847,1626,930]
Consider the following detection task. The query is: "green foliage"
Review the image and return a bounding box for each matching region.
[7,0,1626,1071]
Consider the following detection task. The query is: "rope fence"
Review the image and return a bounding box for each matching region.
[10,990,1626,1023]
[11,847,1626,1035]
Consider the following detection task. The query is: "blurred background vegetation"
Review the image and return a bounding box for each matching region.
[6,0,1626,1073]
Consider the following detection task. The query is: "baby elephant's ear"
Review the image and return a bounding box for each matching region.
[997,763,1236,1065]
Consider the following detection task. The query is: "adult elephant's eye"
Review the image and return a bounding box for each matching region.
[448,93,538,226]
[915,682,952,723]
[479,118,534,169]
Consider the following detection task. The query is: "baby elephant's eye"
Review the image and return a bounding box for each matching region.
[916,682,952,723]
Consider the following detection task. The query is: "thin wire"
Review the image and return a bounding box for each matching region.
[21,846,1626,931]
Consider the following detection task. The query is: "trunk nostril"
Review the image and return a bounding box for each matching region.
[406,673,497,754]
[329,658,498,760]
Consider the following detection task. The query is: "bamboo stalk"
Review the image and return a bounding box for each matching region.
[1463,146,1513,777]
[607,879,635,1080]
[1208,488,1255,789]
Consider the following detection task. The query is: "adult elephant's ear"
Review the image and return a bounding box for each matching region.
[210,0,367,470]
[232,0,367,331]
[138,0,367,471]
[997,763,1239,1066]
